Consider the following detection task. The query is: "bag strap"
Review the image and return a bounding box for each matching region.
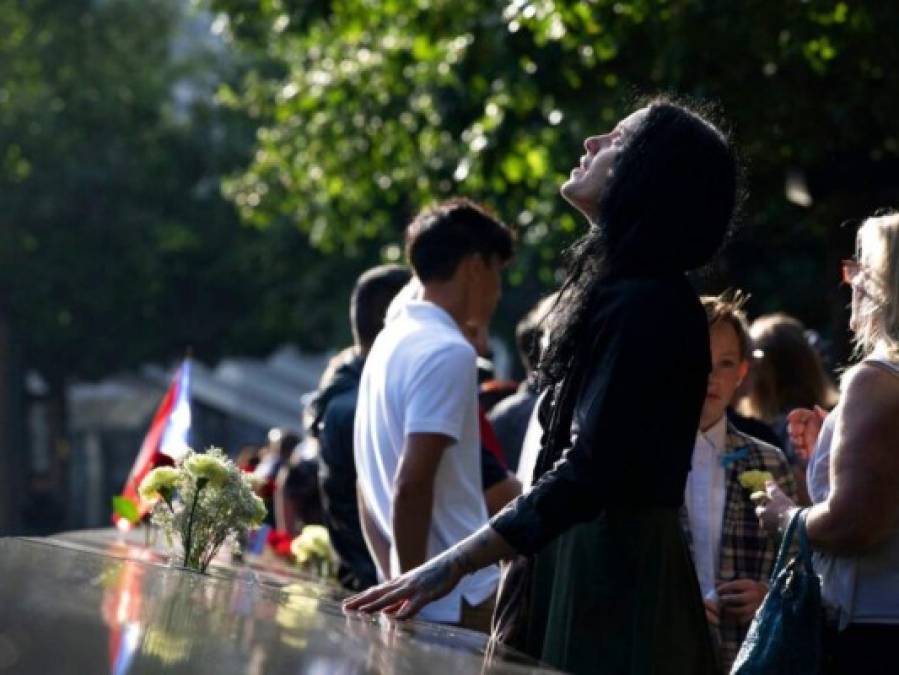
[794,509,816,573]
[770,508,812,580]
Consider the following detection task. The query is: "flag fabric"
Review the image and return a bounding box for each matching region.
[115,359,192,523]
[159,360,191,461]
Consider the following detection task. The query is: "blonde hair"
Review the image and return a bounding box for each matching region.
[852,212,899,360]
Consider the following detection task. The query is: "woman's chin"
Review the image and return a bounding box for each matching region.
[560,175,586,200]
[559,189,596,224]
[559,182,578,208]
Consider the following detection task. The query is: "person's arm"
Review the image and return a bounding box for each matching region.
[484,474,522,516]
[388,341,476,572]
[490,288,702,555]
[392,432,450,572]
[345,283,699,619]
[480,442,522,516]
[274,463,299,536]
[805,364,899,552]
[343,523,516,618]
[758,363,899,553]
[357,483,390,580]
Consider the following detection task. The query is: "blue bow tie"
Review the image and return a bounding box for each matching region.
[719,445,750,468]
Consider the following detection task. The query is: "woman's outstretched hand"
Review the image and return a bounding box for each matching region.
[343,524,516,622]
[343,552,464,621]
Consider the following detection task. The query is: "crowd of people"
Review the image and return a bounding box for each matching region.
[268,98,897,675]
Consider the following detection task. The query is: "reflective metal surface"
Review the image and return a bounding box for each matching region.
[0,535,559,674]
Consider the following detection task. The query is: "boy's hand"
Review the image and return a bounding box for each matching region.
[717,578,767,624]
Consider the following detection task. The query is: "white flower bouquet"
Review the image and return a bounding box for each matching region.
[139,448,266,572]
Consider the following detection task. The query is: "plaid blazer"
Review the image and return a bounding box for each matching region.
[681,421,798,672]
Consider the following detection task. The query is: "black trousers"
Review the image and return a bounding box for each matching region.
[823,623,899,675]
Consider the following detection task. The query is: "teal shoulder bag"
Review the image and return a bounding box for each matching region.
[731,508,823,674]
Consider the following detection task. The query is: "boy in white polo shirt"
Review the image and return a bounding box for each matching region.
[353,198,513,632]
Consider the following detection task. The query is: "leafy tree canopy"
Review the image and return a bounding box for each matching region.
[0,0,357,385]
[209,0,899,360]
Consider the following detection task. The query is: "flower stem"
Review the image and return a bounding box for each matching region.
[183,478,207,569]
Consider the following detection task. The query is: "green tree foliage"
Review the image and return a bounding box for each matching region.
[211,0,899,359]
[0,0,354,393]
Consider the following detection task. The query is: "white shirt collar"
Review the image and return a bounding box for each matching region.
[697,414,728,453]
[386,279,461,333]
[385,278,421,323]
[402,299,459,331]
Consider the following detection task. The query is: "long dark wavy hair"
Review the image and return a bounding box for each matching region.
[538,98,739,388]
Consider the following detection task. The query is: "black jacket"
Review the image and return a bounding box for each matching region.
[491,274,711,554]
[309,353,378,590]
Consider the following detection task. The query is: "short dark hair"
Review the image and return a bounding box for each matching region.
[404,198,514,282]
[350,264,411,349]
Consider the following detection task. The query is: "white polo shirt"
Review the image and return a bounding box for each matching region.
[354,299,499,623]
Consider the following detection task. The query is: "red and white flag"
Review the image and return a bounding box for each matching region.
[114,359,192,524]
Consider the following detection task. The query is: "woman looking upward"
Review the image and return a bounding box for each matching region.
[346,99,738,675]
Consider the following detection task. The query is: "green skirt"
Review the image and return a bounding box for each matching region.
[522,508,718,675]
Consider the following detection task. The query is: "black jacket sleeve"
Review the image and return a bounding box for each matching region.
[490,279,709,554]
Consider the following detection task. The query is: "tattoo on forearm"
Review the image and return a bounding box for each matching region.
[450,545,475,577]
[449,527,496,577]
[421,558,455,595]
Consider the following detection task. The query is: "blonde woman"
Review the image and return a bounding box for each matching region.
[757,212,899,675]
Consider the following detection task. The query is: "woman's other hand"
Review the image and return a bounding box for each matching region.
[753,481,799,537]
[786,406,827,462]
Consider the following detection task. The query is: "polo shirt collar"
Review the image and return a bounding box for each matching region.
[403,299,459,331]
